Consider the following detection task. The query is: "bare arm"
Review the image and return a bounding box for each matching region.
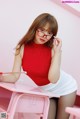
[48,38,62,83]
[0,45,24,83]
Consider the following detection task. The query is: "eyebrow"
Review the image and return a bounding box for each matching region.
[39,27,52,32]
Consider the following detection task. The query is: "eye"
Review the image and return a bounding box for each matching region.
[39,28,44,31]
[47,30,53,35]
[48,32,51,34]
[37,28,42,32]
[48,32,53,35]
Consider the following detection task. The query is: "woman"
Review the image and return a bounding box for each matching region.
[0,13,77,119]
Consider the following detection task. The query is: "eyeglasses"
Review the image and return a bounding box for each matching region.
[37,28,53,39]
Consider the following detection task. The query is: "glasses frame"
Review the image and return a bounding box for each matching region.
[37,28,53,39]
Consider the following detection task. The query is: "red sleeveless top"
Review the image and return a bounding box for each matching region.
[22,42,51,86]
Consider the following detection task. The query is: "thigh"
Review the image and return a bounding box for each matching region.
[56,91,77,119]
[48,98,58,119]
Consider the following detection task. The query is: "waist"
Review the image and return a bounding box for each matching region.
[28,75,50,86]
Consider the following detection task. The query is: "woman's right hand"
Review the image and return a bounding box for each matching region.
[0,45,24,83]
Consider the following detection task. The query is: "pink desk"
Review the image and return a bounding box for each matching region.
[0,82,58,97]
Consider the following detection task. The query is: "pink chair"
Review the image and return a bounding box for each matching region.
[65,107,80,119]
[10,92,50,119]
[0,89,50,119]
[65,92,80,119]
[0,72,51,119]
[0,92,22,119]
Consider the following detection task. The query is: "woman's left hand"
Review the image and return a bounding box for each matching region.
[53,37,62,54]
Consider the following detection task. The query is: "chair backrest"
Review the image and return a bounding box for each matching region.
[8,93,50,119]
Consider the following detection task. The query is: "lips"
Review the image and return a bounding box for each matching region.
[40,38,45,42]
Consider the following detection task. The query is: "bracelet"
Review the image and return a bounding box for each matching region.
[0,72,3,75]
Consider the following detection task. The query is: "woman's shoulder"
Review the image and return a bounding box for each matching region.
[15,44,24,59]
[20,44,24,59]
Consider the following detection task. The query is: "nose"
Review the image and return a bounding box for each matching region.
[43,31,48,37]
[43,34,47,37]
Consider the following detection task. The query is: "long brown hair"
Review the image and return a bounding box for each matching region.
[17,13,58,51]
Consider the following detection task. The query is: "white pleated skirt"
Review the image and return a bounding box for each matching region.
[39,70,78,98]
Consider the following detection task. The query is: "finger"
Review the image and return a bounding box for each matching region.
[54,39,61,46]
[56,39,62,47]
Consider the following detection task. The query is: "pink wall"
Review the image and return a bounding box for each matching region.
[0,0,80,94]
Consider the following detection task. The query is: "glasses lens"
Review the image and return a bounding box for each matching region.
[38,30,44,36]
[37,28,53,38]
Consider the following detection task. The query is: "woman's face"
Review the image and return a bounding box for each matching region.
[34,23,53,44]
